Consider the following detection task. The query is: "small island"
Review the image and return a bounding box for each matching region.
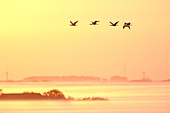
[0,89,108,101]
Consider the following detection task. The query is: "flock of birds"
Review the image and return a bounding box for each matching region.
[70,20,132,29]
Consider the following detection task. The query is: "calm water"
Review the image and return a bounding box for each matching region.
[0,82,170,113]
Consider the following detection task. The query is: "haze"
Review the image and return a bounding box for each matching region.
[0,0,170,80]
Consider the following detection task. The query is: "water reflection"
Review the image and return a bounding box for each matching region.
[0,82,170,113]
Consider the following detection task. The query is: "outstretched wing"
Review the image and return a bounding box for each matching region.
[74,21,78,25]
[126,22,131,25]
[70,21,73,25]
[115,21,119,25]
[94,21,99,24]
[110,21,114,25]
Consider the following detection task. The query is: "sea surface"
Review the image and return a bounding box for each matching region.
[0,82,170,113]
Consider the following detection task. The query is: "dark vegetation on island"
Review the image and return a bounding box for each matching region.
[0,89,108,101]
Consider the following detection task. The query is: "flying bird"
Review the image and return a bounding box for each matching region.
[70,21,78,26]
[110,21,119,26]
[90,21,100,25]
[123,22,132,29]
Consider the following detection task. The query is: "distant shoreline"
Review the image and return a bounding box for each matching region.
[0,75,170,83]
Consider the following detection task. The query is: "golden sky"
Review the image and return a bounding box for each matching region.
[0,0,170,80]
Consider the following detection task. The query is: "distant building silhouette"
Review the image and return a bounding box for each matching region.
[110,76,128,82]
[130,75,152,82]
[161,79,170,82]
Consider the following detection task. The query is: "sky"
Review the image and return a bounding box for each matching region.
[0,0,170,80]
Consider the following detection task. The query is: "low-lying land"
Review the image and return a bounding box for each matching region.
[0,89,108,101]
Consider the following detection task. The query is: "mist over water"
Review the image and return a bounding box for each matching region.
[0,82,170,113]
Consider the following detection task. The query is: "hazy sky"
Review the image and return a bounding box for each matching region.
[0,0,170,80]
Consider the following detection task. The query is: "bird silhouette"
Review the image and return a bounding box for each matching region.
[70,21,78,26]
[90,21,100,25]
[110,21,119,26]
[123,22,131,29]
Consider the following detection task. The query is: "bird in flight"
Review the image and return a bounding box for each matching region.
[109,21,119,26]
[70,21,78,26]
[123,22,132,29]
[90,21,100,25]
